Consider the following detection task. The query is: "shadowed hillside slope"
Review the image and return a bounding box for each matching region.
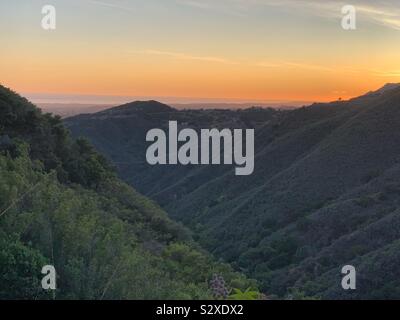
[65,84,400,299]
[0,85,256,300]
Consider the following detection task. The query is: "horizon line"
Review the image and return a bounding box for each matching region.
[23,92,325,107]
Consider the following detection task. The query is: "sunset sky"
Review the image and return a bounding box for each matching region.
[1,0,400,104]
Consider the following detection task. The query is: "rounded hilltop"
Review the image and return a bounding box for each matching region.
[99,100,176,116]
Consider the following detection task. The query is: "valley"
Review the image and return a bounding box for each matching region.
[0,85,255,299]
[65,83,400,299]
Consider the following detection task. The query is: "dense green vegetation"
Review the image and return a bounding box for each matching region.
[66,84,400,299]
[0,85,256,299]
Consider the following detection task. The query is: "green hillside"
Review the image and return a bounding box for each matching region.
[65,84,400,299]
[0,85,256,300]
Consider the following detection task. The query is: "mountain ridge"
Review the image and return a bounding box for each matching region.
[0,84,256,300]
[65,84,400,298]
[97,100,176,116]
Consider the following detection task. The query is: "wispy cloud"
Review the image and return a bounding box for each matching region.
[283,61,335,72]
[88,0,135,13]
[379,17,400,31]
[257,60,336,72]
[133,49,238,64]
[177,0,400,31]
[133,49,364,73]
[175,0,212,10]
[175,0,249,16]
[256,60,367,75]
[280,0,400,31]
[257,62,282,68]
[348,2,400,31]
[370,69,400,77]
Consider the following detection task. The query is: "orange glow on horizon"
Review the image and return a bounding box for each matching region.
[1,1,400,104]
[2,49,398,103]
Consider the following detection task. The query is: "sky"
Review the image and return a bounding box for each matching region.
[1,0,400,104]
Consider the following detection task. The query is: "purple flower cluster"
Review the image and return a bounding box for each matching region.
[209,274,230,299]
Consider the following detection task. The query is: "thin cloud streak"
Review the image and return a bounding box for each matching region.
[270,0,400,31]
[371,69,400,77]
[88,0,135,13]
[257,60,336,72]
[175,0,212,10]
[132,49,239,65]
[177,0,400,31]
[132,49,373,74]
